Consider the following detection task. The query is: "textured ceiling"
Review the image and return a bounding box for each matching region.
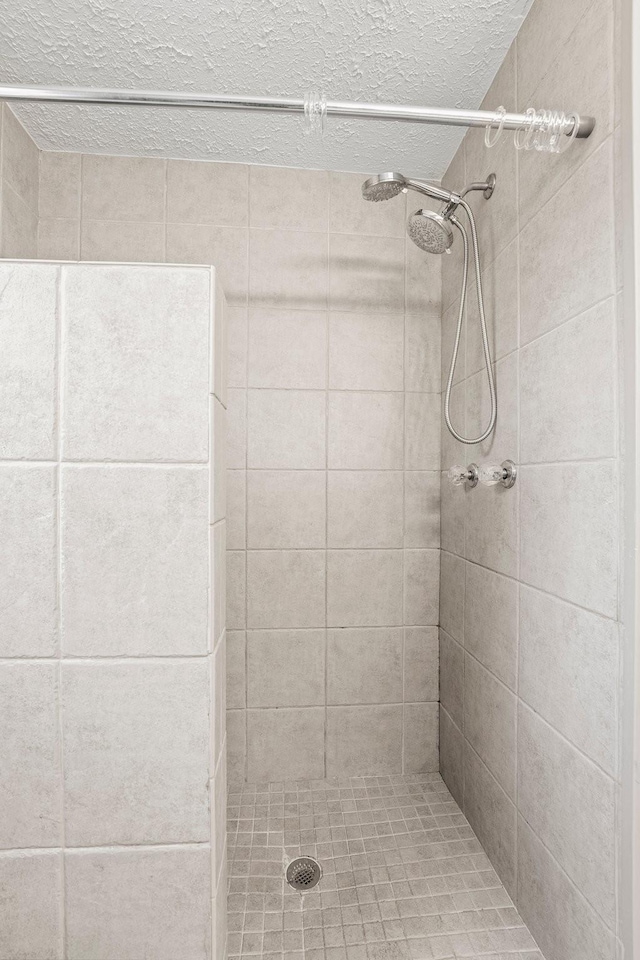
[0,0,533,176]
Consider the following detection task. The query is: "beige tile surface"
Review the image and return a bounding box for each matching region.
[66,846,211,960]
[327,627,403,704]
[247,629,325,707]
[0,851,62,960]
[62,661,210,846]
[0,663,60,849]
[61,466,209,656]
[247,470,325,548]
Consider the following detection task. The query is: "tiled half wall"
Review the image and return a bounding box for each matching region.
[0,260,225,960]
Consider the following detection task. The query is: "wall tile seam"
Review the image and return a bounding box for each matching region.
[516,698,619,789]
[465,738,517,811]
[441,553,621,626]
[515,805,617,937]
[244,699,440,709]
[0,841,213,855]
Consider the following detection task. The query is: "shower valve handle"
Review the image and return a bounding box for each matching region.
[448,464,479,488]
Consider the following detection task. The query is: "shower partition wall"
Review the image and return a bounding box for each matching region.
[0,260,226,960]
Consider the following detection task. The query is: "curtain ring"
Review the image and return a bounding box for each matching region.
[485,105,507,148]
[514,106,537,150]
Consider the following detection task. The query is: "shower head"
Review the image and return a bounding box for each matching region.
[361,172,407,201]
[362,171,455,204]
[407,209,454,254]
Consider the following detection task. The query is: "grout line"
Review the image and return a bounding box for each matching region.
[55,265,67,960]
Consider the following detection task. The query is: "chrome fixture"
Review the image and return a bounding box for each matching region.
[0,84,595,141]
[362,172,497,444]
[286,857,322,891]
[478,460,517,488]
[448,464,479,488]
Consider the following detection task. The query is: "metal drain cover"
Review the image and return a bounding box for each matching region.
[286,856,322,891]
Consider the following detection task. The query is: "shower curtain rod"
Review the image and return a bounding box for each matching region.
[0,84,596,138]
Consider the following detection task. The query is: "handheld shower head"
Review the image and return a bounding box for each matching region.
[362,171,455,205]
[407,209,454,254]
[361,172,407,201]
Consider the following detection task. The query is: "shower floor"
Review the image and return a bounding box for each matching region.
[226,773,544,960]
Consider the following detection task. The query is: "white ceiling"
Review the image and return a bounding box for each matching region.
[1,0,533,177]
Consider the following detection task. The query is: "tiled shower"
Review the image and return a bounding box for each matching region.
[0,0,635,957]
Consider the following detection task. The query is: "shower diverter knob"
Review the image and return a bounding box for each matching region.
[478,460,517,488]
[448,464,479,488]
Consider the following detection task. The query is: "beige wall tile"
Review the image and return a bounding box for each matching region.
[80,220,165,262]
[0,664,60,849]
[248,308,327,388]
[329,234,404,313]
[249,228,327,310]
[327,628,403,704]
[464,352,519,465]
[247,707,325,781]
[440,471,466,558]
[328,391,403,469]
[167,160,248,225]
[404,549,440,626]
[39,151,81,219]
[246,549,325,628]
[464,745,517,897]
[404,472,440,548]
[82,155,165,222]
[248,389,325,469]
[466,482,518,578]
[327,705,403,777]
[404,627,439,702]
[62,661,209,846]
[517,816,616,960]
[329,171,406,237]
[328,471,403,548]
[520,462,617,617]
[226,550,246,630]
[439,706,464,806]
[66,846,211,960]
[517,0,614,225]
[247,470,325,548]
[2,106,39,212]
[61,466,209,656]
[465,237,518,376]
[211,397,227,523]
[439,551,465,643]
[519,141,615,344]
[247,629,325,707]
[329,311,403,390]
[439,629,464,729]
[0,852,61,960]
[404,703,439,773]
[1,183,38,257]
[0,466,57,657]
[226,389,247,469]
[0,261,57,459]
[166,223,248,304]
[38,218,80,259]
[62,264,210,461]
[405,309,441,392]
[226,470,246,549]
[520,299,616,463]
[250,166,328,231]
[516,0,600,108]
[226,306,248,388]
[327,549,403,627]
[465,654,516,799]
[405,233,442,316]
[405,393,441,470]
[226,631,246,710]
[519,586,618,775]
[464,562,517,690]
[226,709,246,784]
[518,704,616,924]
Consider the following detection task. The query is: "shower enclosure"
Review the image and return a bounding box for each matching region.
[0,0,634,957]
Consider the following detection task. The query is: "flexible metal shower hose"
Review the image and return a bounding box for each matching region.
[444,197,497,444]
